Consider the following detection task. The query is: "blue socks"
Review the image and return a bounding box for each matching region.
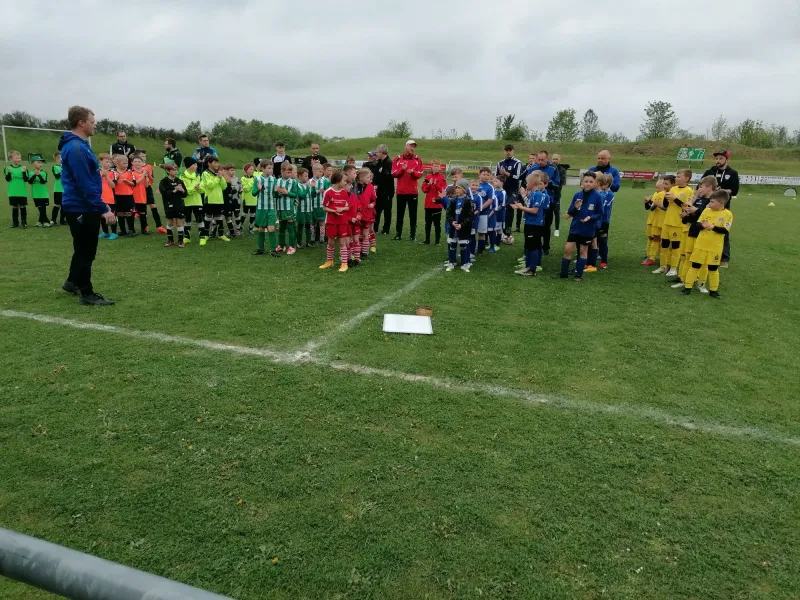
[478,238,486,254]
[560,258,570,278]
[461,246,470,265]
[448,243,457,264]
[469,236,476,255]
[588,247,598,267]
[576,257,587,278]
[598,236,609,263]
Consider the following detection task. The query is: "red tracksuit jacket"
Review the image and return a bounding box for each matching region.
[391,153,424,195]
[421,172,447,209]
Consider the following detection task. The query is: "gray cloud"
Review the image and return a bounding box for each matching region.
[1,0,798,140]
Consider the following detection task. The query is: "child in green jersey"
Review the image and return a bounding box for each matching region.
[51,151,66,225]
[275,162,299,255]
[295,167,313,248]
[252,160,280,257]
[240,163,257,234]
[5,150,28,228]
[310,162,330,245]
[27,154,50,227]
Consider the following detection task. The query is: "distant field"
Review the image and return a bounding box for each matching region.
[1,183,799,599]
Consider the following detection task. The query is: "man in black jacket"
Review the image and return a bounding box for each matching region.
[270,142,293,174]
[300,142,328,172]
[163,138,182,168]
[702,150,739,266]
[110,130,135,157]
[372,144,394,234]
[551,154,570,242]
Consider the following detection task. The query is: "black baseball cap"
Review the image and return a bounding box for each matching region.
[504,144,514,151]
[713,150,730,159]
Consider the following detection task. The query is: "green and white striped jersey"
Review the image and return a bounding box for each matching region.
[275,177,297,211]
[296,182,312,213]
[255,175,276,211]
[311,177,331,209]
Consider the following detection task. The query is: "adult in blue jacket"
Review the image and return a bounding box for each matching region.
[523,151,561,253]
[59,106,116,306]
[588,150,620,192]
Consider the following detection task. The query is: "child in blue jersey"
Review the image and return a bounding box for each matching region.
[475,167,495,256]
[598,173,614,269]
[585,173,606,273]
[553,172,603,282]
[490,176,506,252]
[468,179,481,259]
[512,172,547,277]
[444,179,475,272]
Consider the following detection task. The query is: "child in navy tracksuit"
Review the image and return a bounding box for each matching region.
[598,174,614,268]
[445,179,475,272]
[555,172,603,281]
[490,176,506,252]
[512,171,547,277]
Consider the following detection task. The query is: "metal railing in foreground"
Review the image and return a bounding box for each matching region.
[0,528,233,600]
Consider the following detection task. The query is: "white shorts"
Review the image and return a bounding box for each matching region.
[477,215,489,234]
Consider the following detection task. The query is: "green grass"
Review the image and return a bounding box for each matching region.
[1,188,799,599]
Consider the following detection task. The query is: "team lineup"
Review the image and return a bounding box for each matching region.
[7,108,735,305]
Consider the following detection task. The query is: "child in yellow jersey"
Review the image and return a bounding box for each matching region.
[672,175,717,289]
[659,170,694,277]
[642,177,667,266]
[681,190,732,299]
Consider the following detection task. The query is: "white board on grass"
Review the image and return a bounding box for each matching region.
[382,314,433,335]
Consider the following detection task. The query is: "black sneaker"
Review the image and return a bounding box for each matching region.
[270,251,282,258]
[140,230,150,235]
[21,222,27,228]
[422,239,431,245]
[9,224,19,228]
[670,277,682,283]
[62,281,80,295]
[252,249,266,255]
[543,249,550,256]
[409,236,416,242]
[681,288,691,296]
[551,273,568,279]
[78,292,115,306]
[709,291,722,299]
[393,235,402,241]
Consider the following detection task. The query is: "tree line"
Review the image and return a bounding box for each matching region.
[0,111,328,152]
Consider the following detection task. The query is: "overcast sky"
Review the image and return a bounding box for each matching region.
[2,0,799,142]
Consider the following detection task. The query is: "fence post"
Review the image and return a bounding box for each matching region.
[0,528,233,600]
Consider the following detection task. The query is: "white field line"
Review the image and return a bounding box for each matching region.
[301,266,441,354]
[2,308,799,447]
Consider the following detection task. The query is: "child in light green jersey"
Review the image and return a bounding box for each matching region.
[5,150,28,227]
[252,160,280,257]
[51,151,65,225]
[27,154,50,227]
[310,162,330,245]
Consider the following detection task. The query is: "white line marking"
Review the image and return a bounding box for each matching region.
[301,266,441,353]
[2,308,798,447]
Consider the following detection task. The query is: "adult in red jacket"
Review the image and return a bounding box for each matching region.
[391,140,424,241]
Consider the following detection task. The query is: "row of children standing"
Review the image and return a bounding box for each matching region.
[641,169,733,298]
[4,150,63,228]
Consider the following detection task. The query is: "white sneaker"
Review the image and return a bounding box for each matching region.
[460,263,471,272]
[554,230,560,237]
[445,263,455,271]
[652,266,666,274]
[515,267,531,275]
[536,266,543,272]
[671,282,685,289]
[666,268,678,277]
[698,284,709,294]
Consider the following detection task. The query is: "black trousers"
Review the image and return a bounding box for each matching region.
[543,206,555,252]
[395,193,418,238]
[424,208,442,243]
[65,211,102,295]
[722,235,731,262]
[375,192,393,234]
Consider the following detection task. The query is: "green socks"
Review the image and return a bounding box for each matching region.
[288,222,297,247]
[268,230,278,252]
[257,231,266,251]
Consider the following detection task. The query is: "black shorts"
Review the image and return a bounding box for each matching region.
[33,197,50,208]
[114,194,134,213]
[243,205,256,215]
[146,186,155,205]
[567,233,594,246]
[135,203,148,216]
[184,206,204,221]
[53,192,62,206]
[205,204,224,218]
[9,196,27,207]
[524,224,544,251]
[599,222,610,235]
[164,203,185,219]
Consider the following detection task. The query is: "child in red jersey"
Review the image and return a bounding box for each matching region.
[355,168,377,258]
[320,169,351,273]
[421,158,447,245]
[343,165,361,266]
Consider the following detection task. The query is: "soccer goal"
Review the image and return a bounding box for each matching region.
[445,159,495,175]
[1,125,90,162]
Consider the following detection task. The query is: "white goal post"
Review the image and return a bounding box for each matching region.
[1,125,91,162]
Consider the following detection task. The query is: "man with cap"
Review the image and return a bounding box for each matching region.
[391,140,424,241]
[702,150,739,266]
[300,142,328,172]
[372,144,394,235]
[59,106,117,306]
[495,144,523,237]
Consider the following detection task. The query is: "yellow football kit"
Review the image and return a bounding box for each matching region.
[684,208,734,292]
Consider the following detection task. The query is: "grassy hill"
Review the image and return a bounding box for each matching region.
[291,137,800,176]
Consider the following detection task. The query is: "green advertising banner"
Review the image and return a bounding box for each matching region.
[676,147,705,161]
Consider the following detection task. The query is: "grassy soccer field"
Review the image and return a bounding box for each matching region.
[1,185,799,600]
